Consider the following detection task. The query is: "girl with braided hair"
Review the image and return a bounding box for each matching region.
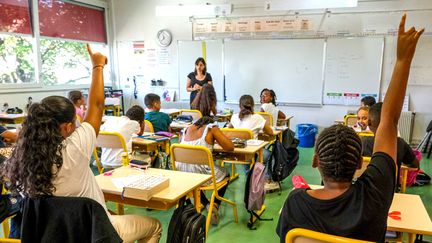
[277,14,424,242]
[260,88,286,126]
[2,45,162,242]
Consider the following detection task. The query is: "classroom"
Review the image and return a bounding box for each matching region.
[1,0,432,242]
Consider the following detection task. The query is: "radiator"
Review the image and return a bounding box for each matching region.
[398,111,415,144]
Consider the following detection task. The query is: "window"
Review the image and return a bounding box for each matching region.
[40,39,109,85]
[0,0,108,87]
[0,0,35,84]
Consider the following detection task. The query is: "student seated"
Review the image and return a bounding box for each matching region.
[191,83,217,117]
[362,102,419,190]
[228,95,274,139]
[276,15,423,242]
[2,45,162,243]
[100,105,145,169]
[354,106,370,132]
[0,126,17,147]
[144,94,172,132]
[177,84,234,226]
[260,88,286,127]
[361,96,376,107]
[176,117,234,225]
[68,90,86,121]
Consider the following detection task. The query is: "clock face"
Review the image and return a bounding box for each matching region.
[157,29,172,47]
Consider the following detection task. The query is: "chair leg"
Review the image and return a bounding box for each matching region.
[116,203,124,215]
[401,168,408,193]
[2,220,10,238]
[428,142,432,159]
[215,194,238,223]
[423,132,432,153]
[205,192,216,237]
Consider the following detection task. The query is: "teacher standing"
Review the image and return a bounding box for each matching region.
[186,57,212,106]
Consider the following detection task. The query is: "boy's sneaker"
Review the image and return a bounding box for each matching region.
[265,180,280,192]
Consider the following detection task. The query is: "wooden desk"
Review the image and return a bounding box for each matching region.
[277,116,294,128]
[160,109,181,119]
[96,167,211,212]
[214,141,269,163]
[216,113,232,122]
[0,114,26,124]
[306,186,432,243]
[170,121,191,133]
[388,193,432,243]
[132,133,177,155]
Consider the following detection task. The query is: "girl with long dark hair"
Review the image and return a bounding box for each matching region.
[2,45,162,243]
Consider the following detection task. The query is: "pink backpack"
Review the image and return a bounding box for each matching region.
[400,150,422,187]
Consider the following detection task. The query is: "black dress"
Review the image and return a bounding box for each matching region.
[187,72,212,104]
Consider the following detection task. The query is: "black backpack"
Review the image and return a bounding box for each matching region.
[268,139,299,191]
[167,197,206,243]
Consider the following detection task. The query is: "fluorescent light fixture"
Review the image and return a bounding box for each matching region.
[265,0,358,11]
[156,4,232,17]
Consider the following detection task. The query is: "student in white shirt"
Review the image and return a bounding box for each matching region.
[2,45,161,243]
[100,105,145,169]
[260,88,286,127]
[228,94,273,139]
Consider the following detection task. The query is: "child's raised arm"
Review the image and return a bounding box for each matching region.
[374,15,424,165]
[84,44,107,136]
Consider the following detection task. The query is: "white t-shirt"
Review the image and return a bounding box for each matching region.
[261,103,279,127]
[100,116,140,167]
[53,122,107,211]
[230,113,266,139]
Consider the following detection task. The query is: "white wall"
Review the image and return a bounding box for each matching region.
[106,0,432,142]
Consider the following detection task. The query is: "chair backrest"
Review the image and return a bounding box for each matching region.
[286,228,374,243]
[95,131,128,150]
[354,156,371,178]
[256,112,273,127]
[170,144,216,186]
[180,109,202,121]
[344,115,357,126]
[93,131,129,172]
[220,128,253,140]
[76,114,83,123]
[144,120,155,133]
[357,132,374,137]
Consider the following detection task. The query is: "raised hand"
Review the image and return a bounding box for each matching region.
[87,44,108,68]
[397,14,424,63]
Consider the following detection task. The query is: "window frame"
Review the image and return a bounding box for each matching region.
[0,0,112,90]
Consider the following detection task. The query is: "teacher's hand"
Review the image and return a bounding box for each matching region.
[193,84,201,91]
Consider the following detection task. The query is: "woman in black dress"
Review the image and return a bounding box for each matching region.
[186,57,212,106]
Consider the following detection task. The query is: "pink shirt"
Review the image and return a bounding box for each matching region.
[75,106,85,120]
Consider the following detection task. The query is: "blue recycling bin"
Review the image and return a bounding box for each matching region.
[296,124,318,148]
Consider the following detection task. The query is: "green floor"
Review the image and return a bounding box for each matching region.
[105,147,432,243]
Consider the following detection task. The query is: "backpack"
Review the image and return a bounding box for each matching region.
[167,197,206,243]
[268,140,299,186]
[244,162,272,230]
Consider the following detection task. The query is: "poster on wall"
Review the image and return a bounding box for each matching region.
[132,41,146,75]
[158,48,170,65]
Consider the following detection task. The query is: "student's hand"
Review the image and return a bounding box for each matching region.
[87,44,108,68]
[193,84,201,91]
[397,14,424,63]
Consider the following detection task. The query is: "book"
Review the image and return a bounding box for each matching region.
[112,174,169,201]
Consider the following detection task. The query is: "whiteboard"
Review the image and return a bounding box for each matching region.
[388,36,432,86]
[177,40,224,101]
[323,38,383,105]
[224,39,325,105]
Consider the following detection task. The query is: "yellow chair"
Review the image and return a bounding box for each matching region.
[357,132,374,137]
[1,186,20,242]
[256,111,273,127]
[76,114,83,123]
[144,120,155,133]
[93,131,130,174]
[219,128,254,181]
[171,144,238,236]
[180,109,202,121]
[286,228,374,243]
[105,97,121,116]
[344,115,357,126]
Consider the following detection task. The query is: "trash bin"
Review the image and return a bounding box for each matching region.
[296,124,318,148]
